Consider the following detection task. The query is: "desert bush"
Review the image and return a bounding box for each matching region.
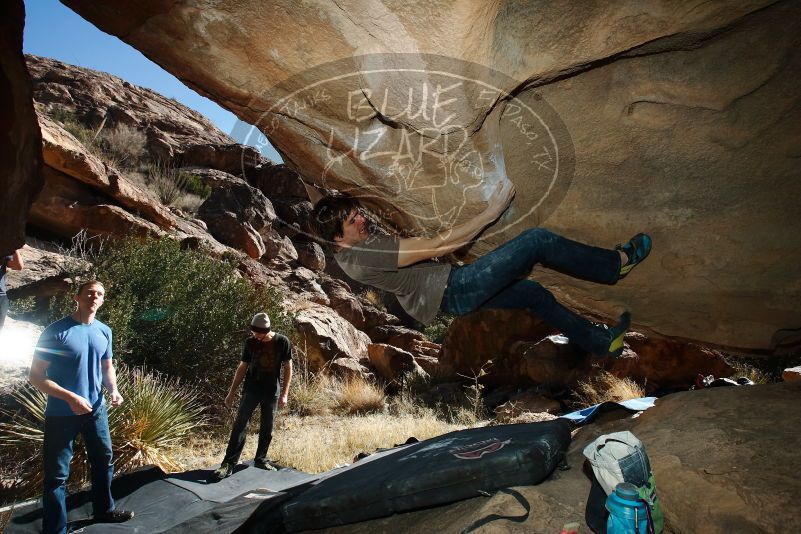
[148,160,185,205]
[423,311,455,344]
[148,162,212,206]
[0,365,205,502]
[50,109,97,148]
[99,123,146,168]
[288,372,338,417]
[572,370,646,408]
[335,377,386,415]
[173,192,205,214]
[724,357,772,384]
[8,296,37,319]
[48,237,290,396]
[179,172,212,199]
[48,109,146,173]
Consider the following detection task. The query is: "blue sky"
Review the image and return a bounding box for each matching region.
[22,0,282,163]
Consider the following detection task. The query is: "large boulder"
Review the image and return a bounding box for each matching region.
[321,277,367,330]
[271,197,314,238]
[294,304,371,372]
[0,1,43,255]
[511,335,593,389]
[247,163,309,200]
[293,239,326,272]
[29,166,163,240]
[198,181,275,258]
[440,309,555,383]
[367,343,427,382]
[38,116,175,229]
[368,324,441,360]
[494,389,562,423]
[177,142,263,176]
[607,332,735,393]
[5,243,90,306]
[61,0,801,352]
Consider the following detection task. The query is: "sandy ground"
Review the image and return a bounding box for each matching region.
[0,317,42,393]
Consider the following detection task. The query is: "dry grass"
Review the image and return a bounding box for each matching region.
[573,370,646,407]
[271,413,462,472]
[173,412,465,474]
[99,123,146,168]
[173,192,205,214]
[172,412,465,473]
[288,372,338,416]
[335,377,386,414]
[288,373,386,416]
[359,288,386,310]
[726,360,771,384]
[172,371,473,474]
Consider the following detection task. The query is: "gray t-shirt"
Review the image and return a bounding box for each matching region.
[334,235,452,325]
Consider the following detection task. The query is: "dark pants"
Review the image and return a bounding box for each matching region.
[42,404,115,534]
[0,294,8,331]
[222,389,278,465]
[441,228,621,355]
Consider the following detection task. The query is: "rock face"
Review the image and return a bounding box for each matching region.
[440,309,557,385]
[60,0,801,352]
[783,366,801,382]
[198,180,275,258]
[367,343,427,382]
[294,304,371,372]
[0,1,43,256]
[322,383,801,533]
[38,116,174,228]
[607,332,734,393]
[25,55,234,160]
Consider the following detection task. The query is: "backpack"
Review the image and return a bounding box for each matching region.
[582,431,664,534]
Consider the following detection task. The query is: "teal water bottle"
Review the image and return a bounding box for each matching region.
[606,482,653,534]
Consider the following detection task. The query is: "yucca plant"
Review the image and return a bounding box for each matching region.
[108,364,206,473]
[0,365,206,503]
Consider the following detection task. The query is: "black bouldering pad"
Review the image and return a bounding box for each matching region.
[242,419,572,532]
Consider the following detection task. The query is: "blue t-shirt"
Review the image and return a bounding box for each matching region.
[34,316,113,416]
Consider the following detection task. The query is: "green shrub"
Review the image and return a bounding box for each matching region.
[0,365,205,502]
[423,311,455,344]
[179,171,212,199]
[49,237,291,396]
[55,113,98,149]
[148,163,213,206]
[8,296,37,319]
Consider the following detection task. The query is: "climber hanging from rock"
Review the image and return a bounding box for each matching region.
[311,180,651,358]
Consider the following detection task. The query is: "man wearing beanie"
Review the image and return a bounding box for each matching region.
[212,312,293,480]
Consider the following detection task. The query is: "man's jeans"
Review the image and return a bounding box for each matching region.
[222,389,278,465]
[42,404,115,534]
[441,228,621,355]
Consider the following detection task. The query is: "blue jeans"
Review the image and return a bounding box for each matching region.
[441,228,621,355]
[222,388,278,465]
[42,404,115,534]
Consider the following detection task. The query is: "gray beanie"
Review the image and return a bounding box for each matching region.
[250,312,271,331]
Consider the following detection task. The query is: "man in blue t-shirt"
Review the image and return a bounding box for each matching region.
[0,248,24,331]
[29,281,133,534]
